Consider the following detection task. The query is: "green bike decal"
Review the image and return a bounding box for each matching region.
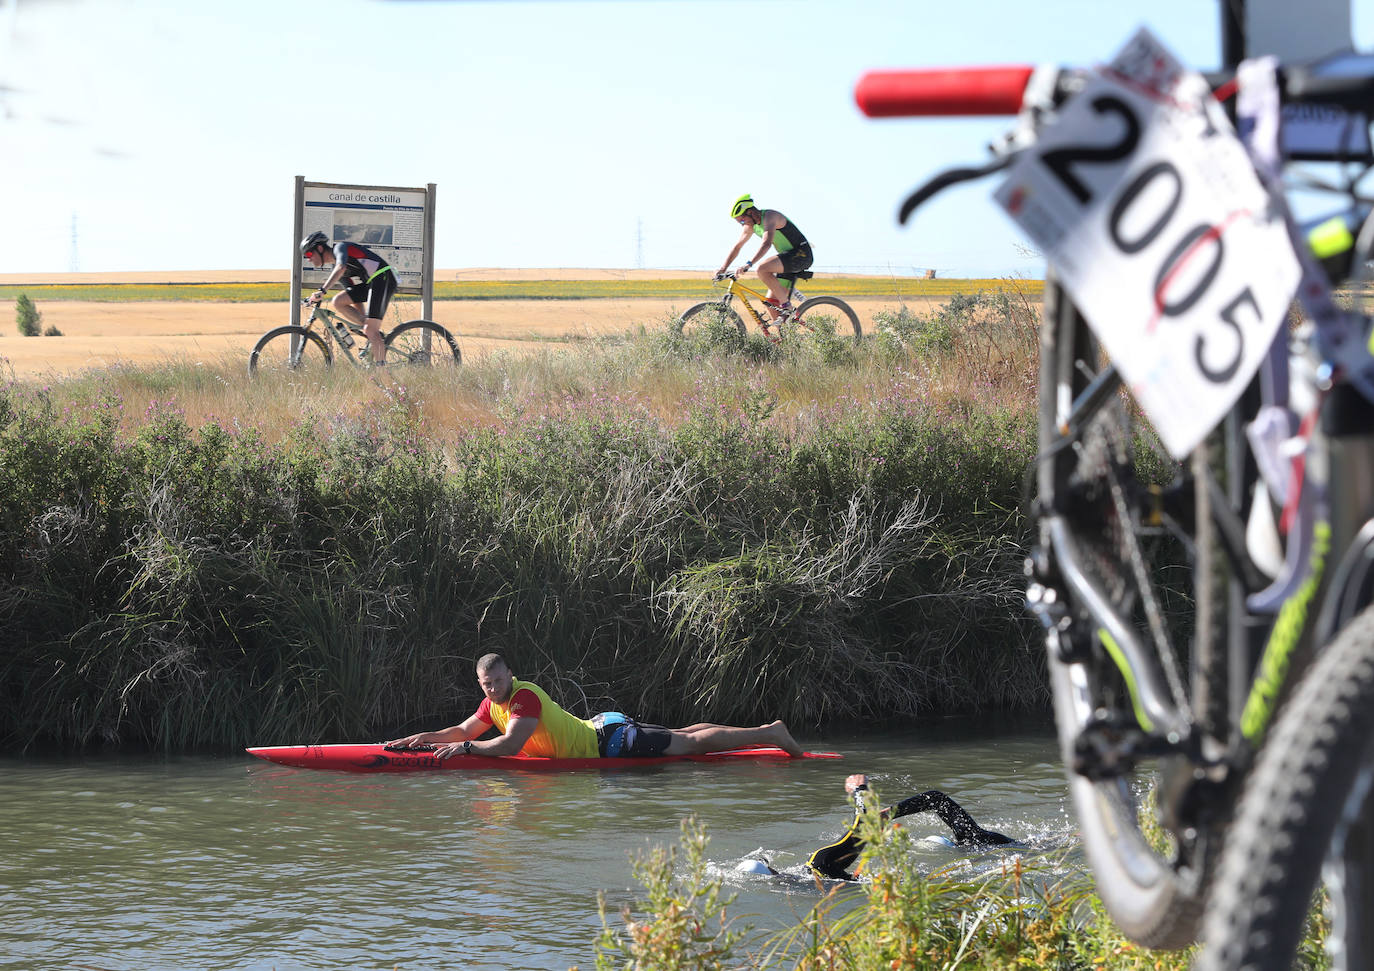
[1096,627,1154,734]
[1240,520,1331,744]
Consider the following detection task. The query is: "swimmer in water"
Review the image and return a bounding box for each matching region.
[737,773,1015,881]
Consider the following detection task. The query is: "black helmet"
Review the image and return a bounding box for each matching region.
[301,231,329,255]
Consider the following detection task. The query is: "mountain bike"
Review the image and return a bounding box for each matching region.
[248,301,462,375]
[676,270,862,344]
[856,33,1374,968]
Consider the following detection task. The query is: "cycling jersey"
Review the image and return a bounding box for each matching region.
[330,240,397,320]
[332,241,393,287]
[753,211,809,254]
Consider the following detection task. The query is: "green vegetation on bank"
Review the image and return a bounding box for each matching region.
[579,810,1331,971]
[0,275,1044,304]
[0,289,1042,752]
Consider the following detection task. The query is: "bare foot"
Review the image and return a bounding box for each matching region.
[768,719,805,758]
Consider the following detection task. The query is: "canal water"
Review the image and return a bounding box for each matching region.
[0,718,1074,970]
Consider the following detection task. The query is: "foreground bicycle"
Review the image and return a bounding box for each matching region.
[857,31,1374,968]
[677,269,862,344]
[248,301,461,375]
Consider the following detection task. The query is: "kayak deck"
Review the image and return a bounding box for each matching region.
[247,743,841,772]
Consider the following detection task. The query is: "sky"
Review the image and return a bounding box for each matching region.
[4,0,1374,278]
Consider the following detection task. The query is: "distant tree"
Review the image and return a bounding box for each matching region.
[16,293,41,337]
[43,324,63,337]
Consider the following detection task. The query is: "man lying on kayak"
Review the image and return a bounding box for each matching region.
[739,773,1015,881]
[385,653,805,760]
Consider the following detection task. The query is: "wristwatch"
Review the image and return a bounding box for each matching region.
[462,740,473,755]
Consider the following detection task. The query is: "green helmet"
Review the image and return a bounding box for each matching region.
[730,194,755,219]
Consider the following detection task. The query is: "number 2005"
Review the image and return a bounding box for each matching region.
[1039,92,1266,385]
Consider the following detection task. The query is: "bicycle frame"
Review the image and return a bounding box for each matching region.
[302,303,369,362]
[712,274,807,337]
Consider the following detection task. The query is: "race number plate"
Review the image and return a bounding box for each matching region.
[994,28,1301,458]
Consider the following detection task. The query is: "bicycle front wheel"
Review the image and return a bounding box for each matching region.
[790,295,862,344]
[1034,277,1224,949]
[1197,605,1374,971]
[384,320,461,368]
[248,325,333,376]
[676,301,747,338]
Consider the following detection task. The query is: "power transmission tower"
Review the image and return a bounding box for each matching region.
[69,212,80,272]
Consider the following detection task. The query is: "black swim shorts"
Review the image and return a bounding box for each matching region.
[344,269,397,321]
[592,712,673,758]
[777,243,814,276]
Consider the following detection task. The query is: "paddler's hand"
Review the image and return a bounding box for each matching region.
[433,740,472,760]
[844,773,869,794]
[384,732,434,750]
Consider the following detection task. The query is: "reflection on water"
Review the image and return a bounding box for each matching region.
[0,719,1071,970]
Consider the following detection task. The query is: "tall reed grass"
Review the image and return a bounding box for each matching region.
[0,289,1046,750]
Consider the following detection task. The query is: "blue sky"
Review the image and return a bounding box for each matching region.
[4,0,1372,277]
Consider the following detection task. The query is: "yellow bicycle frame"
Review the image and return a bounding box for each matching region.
[715,275,804,338]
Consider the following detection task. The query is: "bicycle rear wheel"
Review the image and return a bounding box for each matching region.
[789,295,862,344]
[676,301,747,338]
[248,325,333,376]
[384,320,461,367]
[1197,604,1374,971]
[1033,277,1228,949]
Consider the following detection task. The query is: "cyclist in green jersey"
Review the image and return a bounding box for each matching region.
[717,194,815,318]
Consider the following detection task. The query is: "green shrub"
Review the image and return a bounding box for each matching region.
[587,816,746,971]
[585,808,1331,970]
[15,293,41,337]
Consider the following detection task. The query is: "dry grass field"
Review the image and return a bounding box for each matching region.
[0,268,939,380]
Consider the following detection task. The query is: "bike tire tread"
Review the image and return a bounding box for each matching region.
[1197,606,1374,971]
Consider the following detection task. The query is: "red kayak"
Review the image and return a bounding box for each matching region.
[247,743,841,772]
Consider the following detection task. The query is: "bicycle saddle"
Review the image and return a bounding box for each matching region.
[779,271,815,282]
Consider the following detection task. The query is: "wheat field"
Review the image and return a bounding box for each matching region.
[0,268,951,379]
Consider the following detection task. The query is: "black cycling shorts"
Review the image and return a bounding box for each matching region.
[344,269,397,321]
[592,712,673,758]
[777,243,814,276]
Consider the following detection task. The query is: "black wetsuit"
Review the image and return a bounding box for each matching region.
[807,788,1015,881]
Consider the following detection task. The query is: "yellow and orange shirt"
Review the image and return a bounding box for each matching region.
[473,678,598,758]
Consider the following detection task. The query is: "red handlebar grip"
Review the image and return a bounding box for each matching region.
[855,66,1035,117]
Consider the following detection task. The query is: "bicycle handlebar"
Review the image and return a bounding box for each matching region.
[856,57,1374,122]
[856,55,1374,229]
[854,65,1037,118]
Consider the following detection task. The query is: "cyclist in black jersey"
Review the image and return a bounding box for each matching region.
[717,194,815,319]
[738,773,1015,881]
[301,231,397,364]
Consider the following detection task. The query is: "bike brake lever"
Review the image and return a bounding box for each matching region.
[898,154,1016,225]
